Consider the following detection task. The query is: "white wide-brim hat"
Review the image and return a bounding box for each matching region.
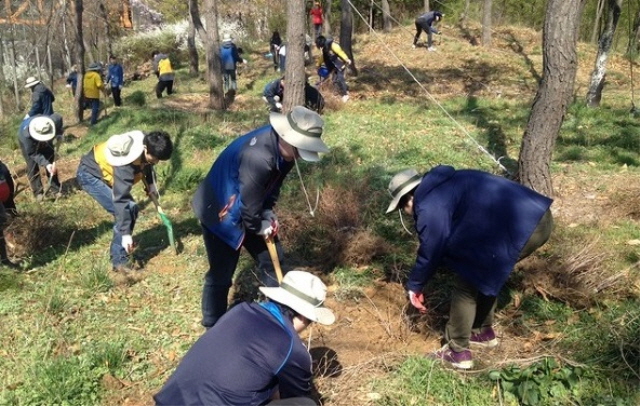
[386,168,423,214]
[28,116,56,142]
[222,33,232,43]
[105,131,145,166]
[269,106,329,162]
[25,76,40,88]
[259,270,335,325]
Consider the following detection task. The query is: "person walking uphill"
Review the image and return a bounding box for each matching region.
[413,10,443,51]
[17,113,63,202]
[24,77,55,118]
[83,62,108,126]
[76,131,173,273]
[386,165,553,369]
[154,270,334,406]
[220,33,245,94]
[315,35,351,102]
[106,55,124,106]
[151,51,175,98]
[192,106,330,329]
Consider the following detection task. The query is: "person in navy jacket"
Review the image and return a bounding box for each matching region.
[192,106,330,328]
[386,165,553,369]
[413,10,443,51]
[154,270,334,406]
[106,55,124,106]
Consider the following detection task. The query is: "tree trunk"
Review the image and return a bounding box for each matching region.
[628,5,640,55]
[193,0,225,110]
[381,0,392,33]
[61,0,72,69]
[482,0,493,47]
[283,0,306,112]
[586,0,622,107]
[460,0,472,27]
[340,0,357,76]
[187,6,199,75]
[591,0,605,44]
[73,0,85,122]
[98,0,113,57]
[323,1,332,36]
[10,25,21,112]
[517,0,587,196]
[424,0,430,13]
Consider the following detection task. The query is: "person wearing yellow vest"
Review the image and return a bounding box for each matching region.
[76,131,173,272]
[83,62,108,126]
[151,50,175,98]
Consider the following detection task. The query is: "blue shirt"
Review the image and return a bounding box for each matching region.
[407,165,553,296]
[106,63,124,87]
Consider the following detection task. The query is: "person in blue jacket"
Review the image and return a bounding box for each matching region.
[66,65,78,95]
[154,270,334,406]
[220,33,246,93]
[262,77,325,114]
[413,10,443,51]
[192,106,330,329]
[106,55,124,106]
[386,166,553,369]
[24,77,55,118]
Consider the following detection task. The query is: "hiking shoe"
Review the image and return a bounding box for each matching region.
[470,327,499,348]
[342,94,350,103]
[427,46,437,52]
[429,344,473,369]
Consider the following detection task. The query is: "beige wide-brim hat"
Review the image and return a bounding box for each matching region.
[28,116,56,142]
[259,270,335,325]
[269,106,329,162]
[385,168,423,214]
[25,77,40,88]
[222,33,232,43]
[105,131,145,167]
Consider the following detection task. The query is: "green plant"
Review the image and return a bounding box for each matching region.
[81,266,114,293]
[489,358,583,406]
[125,90,146,106]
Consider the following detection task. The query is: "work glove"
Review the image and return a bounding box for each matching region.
[275,102,283,111]
[46,163,57,176]
[122,235,134,253]
[242,59,248,64]
[65,84,71,88]
[258,219,276,238]
[262,210,279,235]
[408,290,427,314]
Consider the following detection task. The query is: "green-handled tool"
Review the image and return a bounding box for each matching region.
[149,192,177,255]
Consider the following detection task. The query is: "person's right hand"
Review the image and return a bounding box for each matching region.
[408,290,427,313]
[122,235,134,253]
[46,163,57,176]
[275,102,283,110]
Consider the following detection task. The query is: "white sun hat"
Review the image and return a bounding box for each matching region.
[28,116,56,142]
[25,77,41,88]
[222,33,232,43]
[259,270,335,325]
[385,168,423,214]
[105,131,145,166]
[269,106,329,162]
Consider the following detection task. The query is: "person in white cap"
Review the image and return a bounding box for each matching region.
[24,76,55,118]
[17,113,63,201]
[192,106,329,329]
[220,33,246,93]
[76,130,173,273]
[386,166,553,369]
[154,269,333,406]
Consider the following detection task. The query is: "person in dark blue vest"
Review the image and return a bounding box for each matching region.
[66,65,78,95]
[24,77,55,118]
[413,10,443,51]
[220,33,246,93]
[386,166,553,369]
[154,270,334,406]
[192,106,329,329]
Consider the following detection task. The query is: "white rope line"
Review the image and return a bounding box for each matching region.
[346,0,509,173]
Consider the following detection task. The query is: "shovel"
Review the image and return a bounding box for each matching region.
[149,192,177,255]
[265,235,284,284]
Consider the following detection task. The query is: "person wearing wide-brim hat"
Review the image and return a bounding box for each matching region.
[386,165,554,370]
[24,76,55,118]
[154,269,333,406]
[192,106,330,329]
[83,62,108,126]
[17,113,63,202]
[76,130,173,273]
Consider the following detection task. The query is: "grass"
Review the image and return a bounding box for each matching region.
[1,23,640,406]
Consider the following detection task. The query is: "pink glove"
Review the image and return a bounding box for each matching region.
[408,290,427,313]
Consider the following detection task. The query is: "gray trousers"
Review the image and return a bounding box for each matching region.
[445,209,553,352]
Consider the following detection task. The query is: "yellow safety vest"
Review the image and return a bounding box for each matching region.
[94,142,144,187]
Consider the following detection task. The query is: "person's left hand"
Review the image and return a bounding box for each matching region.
[262,210,279,236]
[408,290,427,313]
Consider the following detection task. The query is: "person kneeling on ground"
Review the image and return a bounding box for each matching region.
[386,165,553,369]
[76,131,173,273]
[262,77,325,114]
[154,270,334,406]
[17,113,63,202]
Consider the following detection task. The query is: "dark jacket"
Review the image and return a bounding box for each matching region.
[154,301,313,406]
[66,71,78,93]
[407,165,553,297]
[220,42,243,71]
[192,125,293,250]
[28,83,55,117]
[416,11,442,32]
[17,115,58,168]
[319,37,349,73]
[263,78,284,108]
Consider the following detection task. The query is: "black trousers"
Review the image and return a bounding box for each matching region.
[156,80,174,98]
[20,143,59,196]
[111,86,122,106]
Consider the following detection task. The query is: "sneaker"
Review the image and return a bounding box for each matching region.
[428,46,437,52]
[341,94,350,103]
[429,344,473,369]
[470,327,499,348]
